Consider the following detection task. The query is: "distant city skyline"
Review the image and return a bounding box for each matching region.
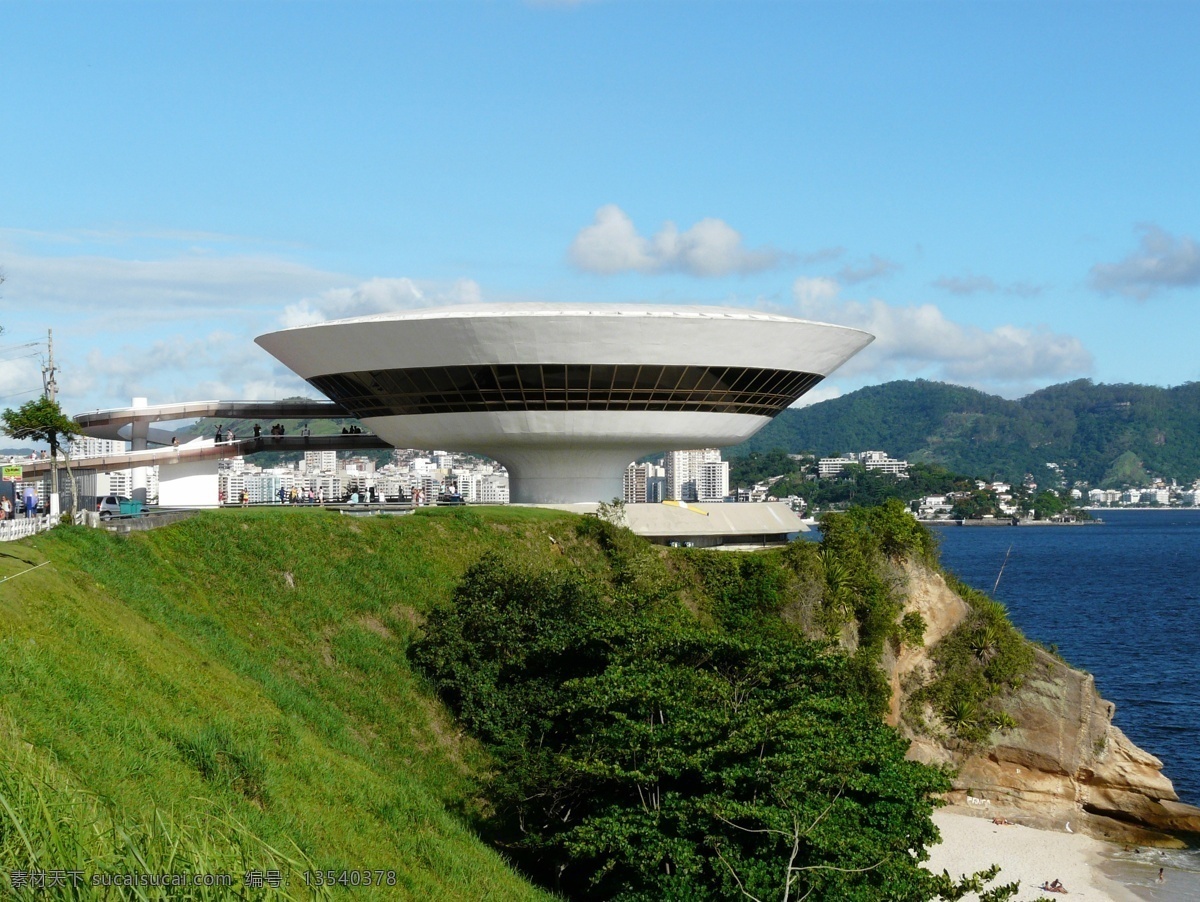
[2,2,1199,419]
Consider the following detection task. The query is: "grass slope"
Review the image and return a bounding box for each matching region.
[0,508,594,900]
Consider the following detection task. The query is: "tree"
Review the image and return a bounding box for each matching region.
[411,551,1023,901]
[2,396,82,514]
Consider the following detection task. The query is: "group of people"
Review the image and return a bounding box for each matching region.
[276,485,324,504]
[211,422,361,444]
[213,423,313,444]
[0,490,39,520]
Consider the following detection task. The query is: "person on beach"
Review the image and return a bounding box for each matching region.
[1039,878,1067,893]
[1158,867,1165,883]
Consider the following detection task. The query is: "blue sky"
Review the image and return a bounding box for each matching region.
[2,1,1199,417]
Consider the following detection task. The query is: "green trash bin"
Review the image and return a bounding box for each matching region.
[118,499,144,516]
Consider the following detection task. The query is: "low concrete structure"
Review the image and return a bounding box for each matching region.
[624,501,807,547]
[538,501,807,548]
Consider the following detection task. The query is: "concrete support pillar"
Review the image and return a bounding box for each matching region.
[130,397,149,503]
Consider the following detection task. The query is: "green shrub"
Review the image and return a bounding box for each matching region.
[909,573,1033,744]
[899,611,927,648]
[411,554,970,901]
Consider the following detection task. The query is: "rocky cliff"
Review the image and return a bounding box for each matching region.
[890,563,1200,847]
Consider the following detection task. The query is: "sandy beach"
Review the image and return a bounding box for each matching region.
[927,808,1200,900]
[925,808,1136,901]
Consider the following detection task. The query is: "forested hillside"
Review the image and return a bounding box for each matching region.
[735,379,1200,486]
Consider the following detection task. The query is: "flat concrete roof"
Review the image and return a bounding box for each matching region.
[535,501,808,539]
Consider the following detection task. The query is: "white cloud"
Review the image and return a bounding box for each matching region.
[837,254,900,284]
[569,204,783,276]
[934,274,997,295]
[790,278,1092,391]
[792,276,840,306]
[798,246,845,265]
[934,273,1043,297]
[3,249,347,314]
[0,356,44,406]
[74,331,313,408]
[1089,225,1200,300]
[281,277,484,328]
[0,232,496,411]
[792,382,843,408]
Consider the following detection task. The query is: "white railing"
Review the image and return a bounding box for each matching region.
[0,514,54,542]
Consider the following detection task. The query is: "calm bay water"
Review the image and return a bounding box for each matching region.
[931,509,1200,806]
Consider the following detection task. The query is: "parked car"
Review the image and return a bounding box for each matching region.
[97,495,131,519]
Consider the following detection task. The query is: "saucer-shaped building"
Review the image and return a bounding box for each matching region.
[255,305,873,503]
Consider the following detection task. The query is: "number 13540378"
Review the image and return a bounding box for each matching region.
[303,870,397,888]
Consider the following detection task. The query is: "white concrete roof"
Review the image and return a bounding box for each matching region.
[273,302,868,334]
[623,501,808,537]
[537,501,808,538]
[257,303,874,377]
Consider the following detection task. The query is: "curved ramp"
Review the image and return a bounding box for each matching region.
[17,433,393,477]
[75,399,347,443]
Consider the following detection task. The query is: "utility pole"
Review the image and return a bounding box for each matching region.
[40,329,65,514]
[42,329,58,402]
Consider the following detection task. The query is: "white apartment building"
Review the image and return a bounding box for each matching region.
[70,436,127,458]
[624,463,647,503]
[244,472,284,504]
[621,462,662,503]
[478,474,509,504]
[1139,488,1171,505]
[377,473,408,502]
[304,473,341,502]
[916,495,954,518]
[818,451,909,479]
[304,450,337,474]
[666,449,723,502]
[698,460,729,502]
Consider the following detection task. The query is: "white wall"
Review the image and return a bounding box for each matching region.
[158,458,220,508]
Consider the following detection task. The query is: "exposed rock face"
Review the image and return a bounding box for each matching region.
[892,564,1200,847]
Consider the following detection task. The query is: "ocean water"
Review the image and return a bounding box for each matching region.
[931,510,1200,806]
[931,510,1200,897]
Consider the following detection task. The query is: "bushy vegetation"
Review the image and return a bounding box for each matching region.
[412,502,1022,900]
[0,504,1038,899]
[415,564,928,900]
[907,576,1033,745]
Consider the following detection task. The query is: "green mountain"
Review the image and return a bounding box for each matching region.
[734,378,1200,486]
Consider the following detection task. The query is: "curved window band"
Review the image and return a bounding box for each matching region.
[308,364,823,419]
